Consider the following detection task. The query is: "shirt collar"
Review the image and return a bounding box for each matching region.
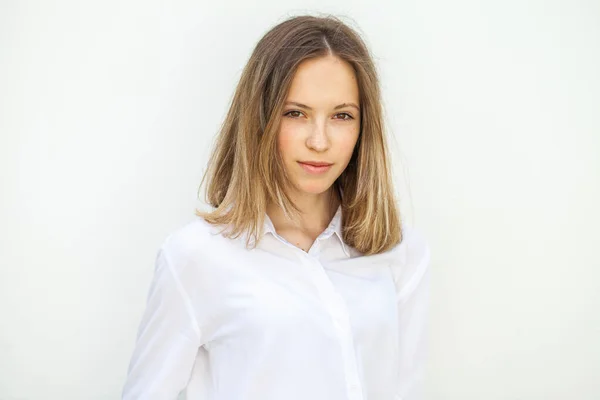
[263,203,350,257]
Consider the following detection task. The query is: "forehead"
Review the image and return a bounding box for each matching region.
[286,56,359,105]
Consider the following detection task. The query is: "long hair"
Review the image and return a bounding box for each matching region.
[195,13,403,256]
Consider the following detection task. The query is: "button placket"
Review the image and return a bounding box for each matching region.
[304,254,364,400]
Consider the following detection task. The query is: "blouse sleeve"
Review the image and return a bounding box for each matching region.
[122,245,203,400]
[393,227,432,400]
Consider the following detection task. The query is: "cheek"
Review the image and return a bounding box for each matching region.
[277,125,300,161]
[335,134,360,162]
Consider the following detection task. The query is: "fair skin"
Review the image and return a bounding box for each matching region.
[266,55,361,252]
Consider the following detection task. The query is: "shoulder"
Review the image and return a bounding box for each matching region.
[396,225,431,265]
[387,225,432,302]
[157,216,225,271]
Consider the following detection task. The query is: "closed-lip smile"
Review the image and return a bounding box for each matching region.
[298,161,333,167]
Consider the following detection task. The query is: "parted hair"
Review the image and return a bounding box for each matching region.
[195,13,403,256]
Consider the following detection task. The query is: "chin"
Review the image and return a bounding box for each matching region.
[294,180,334,194]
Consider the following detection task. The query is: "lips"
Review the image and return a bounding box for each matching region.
[298,161,333,167]
[297,161,333,175]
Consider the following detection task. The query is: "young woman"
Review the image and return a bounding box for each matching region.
[122,14,431,400]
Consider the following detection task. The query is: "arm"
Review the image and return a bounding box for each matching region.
[122,247,203,399]
[394,229,432,400]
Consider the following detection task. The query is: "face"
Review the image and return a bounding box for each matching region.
[278,55,361,197]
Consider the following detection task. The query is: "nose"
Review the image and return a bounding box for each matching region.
[306,119,330,152]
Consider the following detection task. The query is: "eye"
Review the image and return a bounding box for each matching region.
[284,110,355,121]
[284,110,304,118]
[335,113,354,121]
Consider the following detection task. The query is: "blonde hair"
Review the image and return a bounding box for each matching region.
[195,14,403,256]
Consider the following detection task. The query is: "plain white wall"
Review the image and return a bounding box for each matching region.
[1,0,599,399]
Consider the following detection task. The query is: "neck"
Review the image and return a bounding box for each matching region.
[267,186,341,234]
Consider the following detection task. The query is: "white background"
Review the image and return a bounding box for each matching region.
[1,0,599,399]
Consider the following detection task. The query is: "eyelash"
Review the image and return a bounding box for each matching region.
[283,110,354,121]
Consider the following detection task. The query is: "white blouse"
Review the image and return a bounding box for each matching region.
[122,204,431,400]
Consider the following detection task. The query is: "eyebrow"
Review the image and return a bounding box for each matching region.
[284,101,360,111]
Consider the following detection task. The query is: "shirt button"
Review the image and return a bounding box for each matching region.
[349,382,361,391]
